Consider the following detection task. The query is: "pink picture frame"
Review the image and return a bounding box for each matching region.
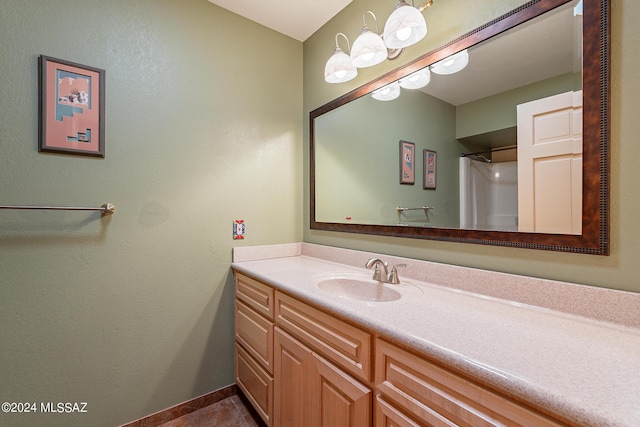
[39,55,105,157]
[399,140,415,185]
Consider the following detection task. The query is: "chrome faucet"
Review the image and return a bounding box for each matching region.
[365,258,406,284]
[365,258,388,282]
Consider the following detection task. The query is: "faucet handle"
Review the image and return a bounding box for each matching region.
[388,263,406,284]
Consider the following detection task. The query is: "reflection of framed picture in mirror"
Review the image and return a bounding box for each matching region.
[399,140,415,185]
[424,149,437,190]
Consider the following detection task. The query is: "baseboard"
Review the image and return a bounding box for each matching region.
[119,384,238,427]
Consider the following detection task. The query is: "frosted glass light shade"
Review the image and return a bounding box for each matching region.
[383,2,427,49]
[351,29,387,68]
[399,68,431,89]
[325,48,357,83]
[430,50,469,75]
[372,81,401,101]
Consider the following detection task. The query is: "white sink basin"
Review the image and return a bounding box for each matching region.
[315,274,401,302]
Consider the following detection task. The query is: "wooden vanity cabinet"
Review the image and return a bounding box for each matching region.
[234,272,567,427]
[274,291,372,427]
[235,273,275,426]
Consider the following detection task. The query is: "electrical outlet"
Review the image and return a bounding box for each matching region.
[233,219,245,240]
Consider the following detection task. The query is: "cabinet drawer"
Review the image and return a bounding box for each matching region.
[236,273,275,321]
[236,300,274,373]
[375,339,564,427]
[275,291,372,382]
[375,395,429,427]
[236,344,273,426]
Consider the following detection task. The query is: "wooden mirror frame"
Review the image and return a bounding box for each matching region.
[310,0,609,255]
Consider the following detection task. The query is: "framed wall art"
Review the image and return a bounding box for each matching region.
[39,55,105,157]
[399,140,415,185]
[424,149,437,190]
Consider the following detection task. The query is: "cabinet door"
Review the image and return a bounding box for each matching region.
[310,352,372,427]
[275,327,372,427]
[274,327,314,427]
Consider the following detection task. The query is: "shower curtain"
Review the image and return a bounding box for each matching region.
[459,157,518,231]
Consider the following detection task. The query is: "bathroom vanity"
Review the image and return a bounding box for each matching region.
[232,243,640,427]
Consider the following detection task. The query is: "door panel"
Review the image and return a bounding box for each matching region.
[517,91,582,234]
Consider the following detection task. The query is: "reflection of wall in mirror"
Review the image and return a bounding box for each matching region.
[315,90,464,227]
[315,73,581,229]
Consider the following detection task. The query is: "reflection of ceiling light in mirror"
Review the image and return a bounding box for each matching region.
[430,49,469,75]
[324,33,358,83]
[372,81,401,101]
[383,0,428,49]
[399,68,431,89]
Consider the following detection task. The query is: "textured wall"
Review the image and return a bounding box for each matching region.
[303,0,640,293]
[0,0,302,425]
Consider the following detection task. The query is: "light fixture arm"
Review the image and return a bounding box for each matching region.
[362,10,381,35]
[334,32,351,53]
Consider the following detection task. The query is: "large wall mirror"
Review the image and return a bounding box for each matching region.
[310,0,609,254]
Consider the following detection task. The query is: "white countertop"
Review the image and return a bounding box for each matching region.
[232,244,640,427]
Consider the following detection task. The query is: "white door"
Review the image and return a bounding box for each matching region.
[517,90,582,234]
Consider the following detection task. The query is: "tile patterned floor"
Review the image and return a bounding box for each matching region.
[158,394,262,427]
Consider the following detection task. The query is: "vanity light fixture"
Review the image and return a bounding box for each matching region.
[324,1,434,84]
[372,81,401,101]
[324,33,358,83]
[399,67,431,89]
[383,0,433,49]
[351,11,388,68]
[430,49,469,75]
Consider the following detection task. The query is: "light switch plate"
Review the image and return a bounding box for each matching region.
[233,219,245,240]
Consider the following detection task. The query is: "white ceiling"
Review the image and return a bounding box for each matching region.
[207,0,353,41]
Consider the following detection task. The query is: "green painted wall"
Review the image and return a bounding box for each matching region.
[0,1,302,426]
[303,0,640,293]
